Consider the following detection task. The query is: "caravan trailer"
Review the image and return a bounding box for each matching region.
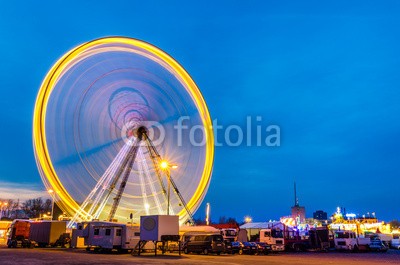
[72,221,140,252]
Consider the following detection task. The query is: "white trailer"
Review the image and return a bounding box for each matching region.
[71,221,140,252]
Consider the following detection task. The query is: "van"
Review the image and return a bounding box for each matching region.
[183,233,225,255]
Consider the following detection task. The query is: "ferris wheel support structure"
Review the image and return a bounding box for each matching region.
[142,130,195,224]
[68,126,194,226]
[107,136,142,221]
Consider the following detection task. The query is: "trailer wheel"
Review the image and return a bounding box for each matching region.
[63,242,71,249]
[203,248,209,255]
[294,244,300,252]
[352,245,359,253]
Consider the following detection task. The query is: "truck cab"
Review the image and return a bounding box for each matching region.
[220,228,237,243]
[259,228,285,252]
[6,220,33,248]
[334,230,370,251]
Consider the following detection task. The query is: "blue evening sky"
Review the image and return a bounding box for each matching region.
[0,1,399,221]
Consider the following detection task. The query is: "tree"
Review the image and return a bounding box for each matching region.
[390,220,400,229]
[219,216,226,224]
[22,197,47,218]
[43,199,52,214]
[194,217,206,225]
[218,216,238,225]
[226,217,238,225]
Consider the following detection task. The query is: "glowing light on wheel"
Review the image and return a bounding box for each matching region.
[33,37,214,224]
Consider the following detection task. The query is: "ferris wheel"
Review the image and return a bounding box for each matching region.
[33,37,214,226]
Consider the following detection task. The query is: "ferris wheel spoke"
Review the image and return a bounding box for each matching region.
[89,145,129,214]
[90,142,132,219]
[68,141,132,226]
[169,175,193,223]
[108,136,142,221]
[137,148,163,214]
[137,149,150,215]
[143,143,173,215]
[55,138,124,166]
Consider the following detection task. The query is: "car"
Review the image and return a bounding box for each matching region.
[242,241,258,255]
[226,241,244,254]
[183,233,225,255]
[255,242,271,255]
[369,235,389,252]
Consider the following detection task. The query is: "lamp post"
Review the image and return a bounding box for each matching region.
[4,202,8,218]
[206,202,210,225]
[48,189,55,220]
[244,216,252,223]
[160,160,178,215]
[0,202,8,219]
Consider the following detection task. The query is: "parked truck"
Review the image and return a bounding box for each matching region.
[334,230,371,252]
[282,226,331,252]
[259,228,285,252]
[7,220,33,248]
[29,221,69,247]
[7,220,69,248]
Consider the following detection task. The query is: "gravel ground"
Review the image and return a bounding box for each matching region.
[0,247,400,265]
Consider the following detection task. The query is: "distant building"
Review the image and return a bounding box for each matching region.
[313,210,328,221]
[291,182,306,223]
[291,205,306,223]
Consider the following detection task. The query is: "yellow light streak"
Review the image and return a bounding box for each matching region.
[33,37,214,223]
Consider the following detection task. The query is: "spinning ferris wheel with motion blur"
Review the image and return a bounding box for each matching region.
[33,37,214,227]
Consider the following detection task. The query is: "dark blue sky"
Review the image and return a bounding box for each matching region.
[0,1,399,222]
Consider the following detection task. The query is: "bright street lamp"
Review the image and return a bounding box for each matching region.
[160,161,169,169]
[244,216,252,223]
[159,161,178,215]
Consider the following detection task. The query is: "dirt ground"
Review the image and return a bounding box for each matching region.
[0,247,400,265]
